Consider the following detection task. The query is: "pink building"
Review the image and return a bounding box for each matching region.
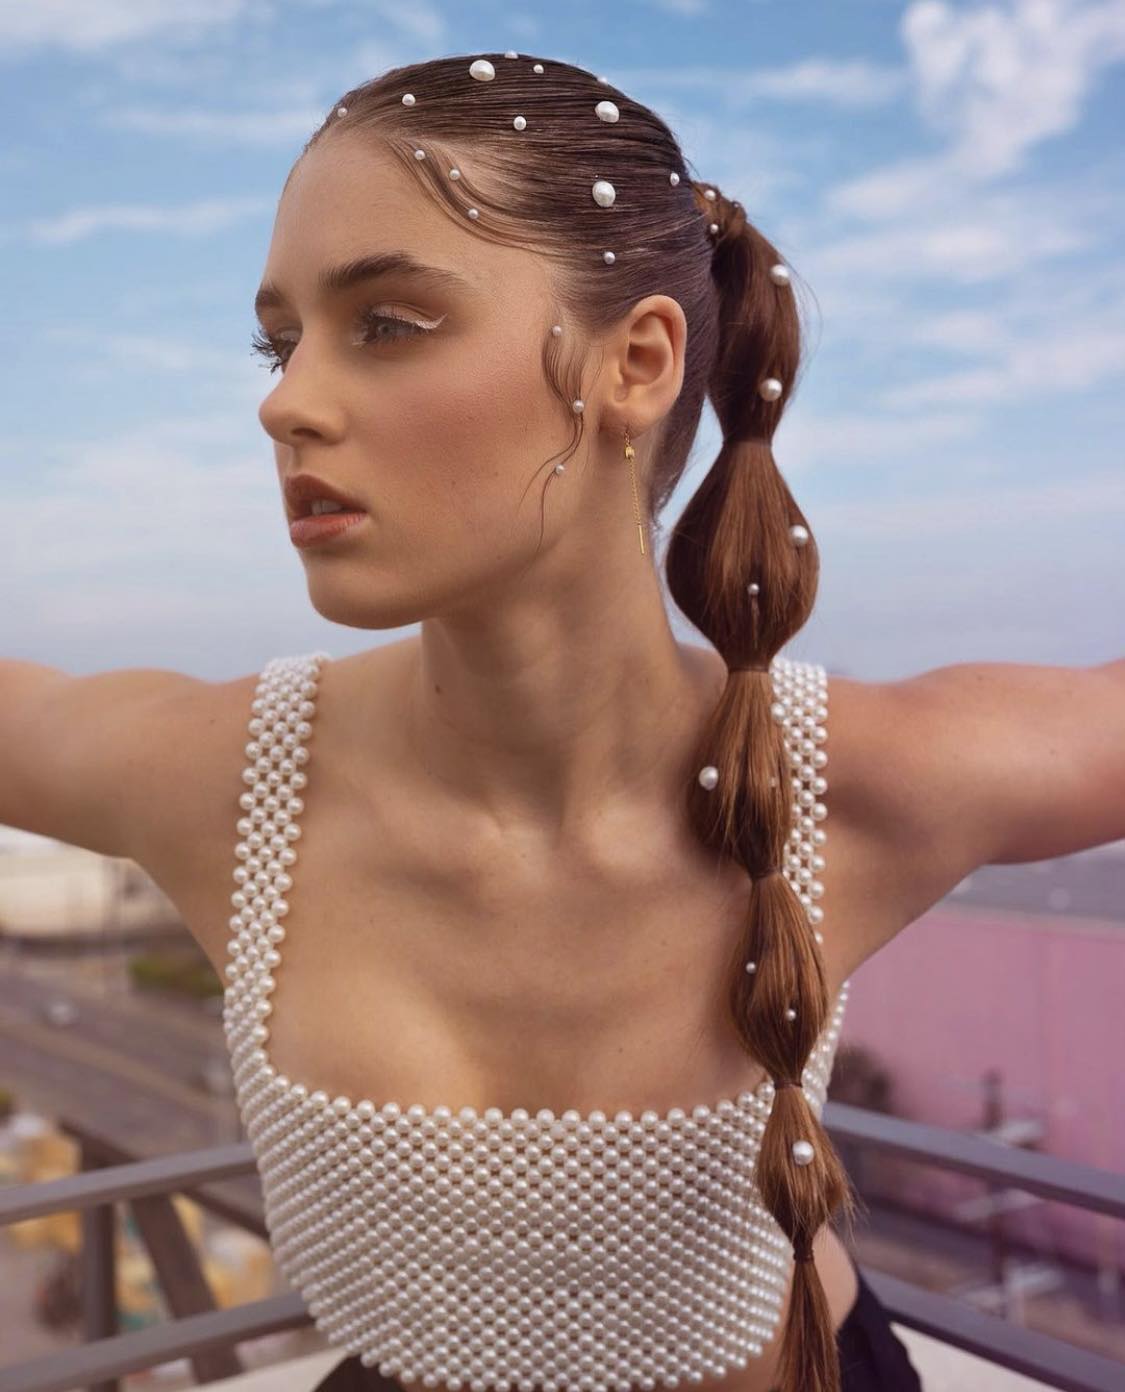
[840,854,1124,1270]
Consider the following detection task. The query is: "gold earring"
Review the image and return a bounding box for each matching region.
[623,425,645,556]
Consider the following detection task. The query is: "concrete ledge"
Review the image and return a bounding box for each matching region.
[895,1323,1058,1392]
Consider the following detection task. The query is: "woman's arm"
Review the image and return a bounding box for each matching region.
[825,659,1125,971]
[0,660,206,859]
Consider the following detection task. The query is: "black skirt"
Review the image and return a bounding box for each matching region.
[310,1258,924,1391]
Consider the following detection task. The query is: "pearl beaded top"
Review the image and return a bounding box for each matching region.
[222,651,850,1392]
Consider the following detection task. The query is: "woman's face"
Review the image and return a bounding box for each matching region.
[255,134,598,632]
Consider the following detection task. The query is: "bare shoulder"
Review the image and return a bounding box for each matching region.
[120,667,263,967]
[128,640,418,971]
[823,659,1125,977]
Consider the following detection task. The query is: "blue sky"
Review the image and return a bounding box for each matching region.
[2,0,1123,681]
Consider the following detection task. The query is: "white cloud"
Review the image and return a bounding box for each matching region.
[618,58,906,111]
[22,195,272,246]
[0,0,258,55]
[902,0,1125,178]
[359,0,448,44]
[102,104,329,146]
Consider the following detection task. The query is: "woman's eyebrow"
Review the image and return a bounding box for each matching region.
[254,250,475,318]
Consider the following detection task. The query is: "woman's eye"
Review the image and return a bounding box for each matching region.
[250,307,444,374]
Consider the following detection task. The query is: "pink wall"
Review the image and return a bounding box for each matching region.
[839,902,1124,1270]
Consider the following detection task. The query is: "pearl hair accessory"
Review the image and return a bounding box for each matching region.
[352,56,797,416]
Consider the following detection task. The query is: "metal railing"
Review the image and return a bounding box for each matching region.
[0,1102,1122,1392]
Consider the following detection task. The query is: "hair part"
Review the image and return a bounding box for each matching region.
[300,52,863,1392]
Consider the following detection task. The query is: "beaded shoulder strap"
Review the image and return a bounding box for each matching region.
[223,651,330,1063]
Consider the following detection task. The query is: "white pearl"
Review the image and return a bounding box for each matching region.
[533,63,544,74]
[554,464,565,474]
[449,167,460,179]
[595,100,619,123]
[572,398,584,412]
[792,1140,816,1166]
[747,582,760,595]
[745,960,757,974]
[591,179,616,208]
[504,50,518,58]
[769,262,790,286]
[709,222,719,234]
[401,93,415,106]
[704,187,716,200]
[513,115,527,131]
[784,1007,797,1021]
[758,377,783,401]
[550,324,562,335]
[467,207,479,219]
[669,171,680,186]
[336,106,348,117]
[603,250,615,264]
[469,59,495,81]
[413,148,426,160]
[697,765,719,790]
[789,524,810,546]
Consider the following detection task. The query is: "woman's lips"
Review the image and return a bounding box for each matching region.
[289,509,368,548]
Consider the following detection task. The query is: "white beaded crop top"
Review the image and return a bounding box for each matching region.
[221,651,850,1392]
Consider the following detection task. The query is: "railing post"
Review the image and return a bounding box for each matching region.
[78,1138,118,1392]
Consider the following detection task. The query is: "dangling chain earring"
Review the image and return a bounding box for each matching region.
[623,424,645,556]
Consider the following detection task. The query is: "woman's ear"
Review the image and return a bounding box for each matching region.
[601,293,687,440]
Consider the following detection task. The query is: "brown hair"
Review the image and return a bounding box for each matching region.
[299,51,860,1392]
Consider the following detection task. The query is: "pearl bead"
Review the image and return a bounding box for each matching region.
[789,524,810,546]
[592,179,616,208]
[758,377,783,401]
[769,262,790,286]
[553,464,565,474]
[709,222,719,234]
[669,171,680,186]
[550,324,562,335]
[221,652,845,1387]
[401,93,415,106]
[704,187,717,200]
[513,115,527,131]
[469,59,495,82]
[533,64,544,74]
[336,106,348,117]
[504,50,518,58]
[697,765,719,790]
[449,168,461,179]
[572,399,584,412]
[747,582,760,595]
[602,250,615,264]
[413,148,426,160]
[595,100,620,123]
[466,207,479,219]
[784,1007,797,1021]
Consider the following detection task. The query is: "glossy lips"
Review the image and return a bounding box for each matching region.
[284,472,368,548]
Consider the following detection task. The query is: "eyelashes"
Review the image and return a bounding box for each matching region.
[250,306,446,374]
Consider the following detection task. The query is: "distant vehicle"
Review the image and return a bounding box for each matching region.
[42,998,78,1026]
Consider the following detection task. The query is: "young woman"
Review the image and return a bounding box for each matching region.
[3,51,1122,1392]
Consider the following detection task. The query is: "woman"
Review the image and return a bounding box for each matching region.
[2,51,1122,1392]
